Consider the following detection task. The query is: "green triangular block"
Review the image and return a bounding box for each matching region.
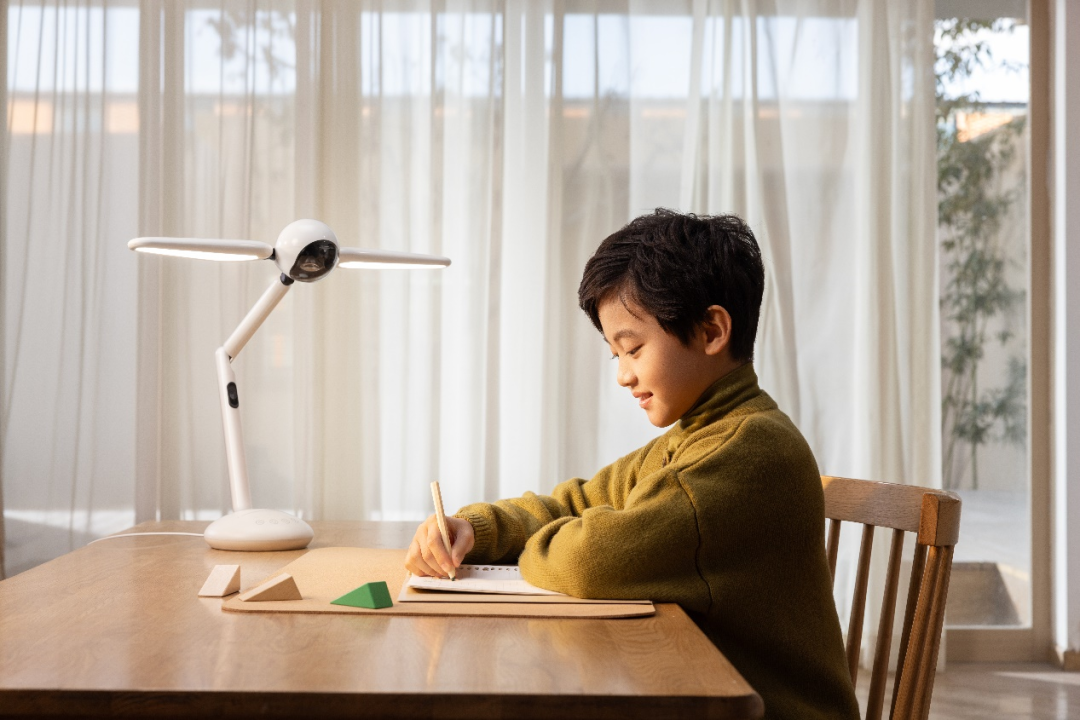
[331,581,393,609]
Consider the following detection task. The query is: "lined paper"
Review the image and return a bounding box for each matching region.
[406,564,565,596]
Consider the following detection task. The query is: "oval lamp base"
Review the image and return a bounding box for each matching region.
[204,509,314,551]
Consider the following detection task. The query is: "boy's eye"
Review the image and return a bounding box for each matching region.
[610,345,642,360]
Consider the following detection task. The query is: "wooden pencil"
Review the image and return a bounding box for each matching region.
[430,481,456,580]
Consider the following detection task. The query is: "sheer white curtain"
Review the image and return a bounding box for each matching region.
[1,0,6,575]
[4,2,938,668]
[2,0,141,576]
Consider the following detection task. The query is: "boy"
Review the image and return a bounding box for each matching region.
[405,209,860,720]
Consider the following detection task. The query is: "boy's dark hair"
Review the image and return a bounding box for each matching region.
[578,209,765,361]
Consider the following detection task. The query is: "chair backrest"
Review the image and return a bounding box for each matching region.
[822,475,961,720]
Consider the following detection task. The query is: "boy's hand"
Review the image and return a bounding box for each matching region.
[405,515,475,578]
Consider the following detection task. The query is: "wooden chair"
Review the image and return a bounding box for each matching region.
[822,475,962,720]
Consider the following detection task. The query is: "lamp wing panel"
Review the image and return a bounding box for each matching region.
[128,237,274,262]
[338,247,451,269]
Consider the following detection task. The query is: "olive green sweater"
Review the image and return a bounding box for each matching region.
[455,363,860,720]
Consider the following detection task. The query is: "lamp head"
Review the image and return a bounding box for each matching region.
[273,219,339,283]
[129,219,450,275]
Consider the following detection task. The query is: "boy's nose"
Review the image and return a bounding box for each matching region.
[617,359,635,387]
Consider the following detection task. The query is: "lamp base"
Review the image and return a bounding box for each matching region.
[204,509,314,551]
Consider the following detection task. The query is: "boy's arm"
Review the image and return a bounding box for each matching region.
[514,464,707,603]
[453,438,659,565]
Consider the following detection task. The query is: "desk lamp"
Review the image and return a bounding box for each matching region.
[129,219,450,551]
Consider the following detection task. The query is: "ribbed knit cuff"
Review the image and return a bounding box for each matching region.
[453,510,497,563]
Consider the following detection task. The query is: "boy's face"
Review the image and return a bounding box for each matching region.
[599,296,722,428]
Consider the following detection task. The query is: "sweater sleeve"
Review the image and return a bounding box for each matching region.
[453,437,659,565]
[515,463,709,606]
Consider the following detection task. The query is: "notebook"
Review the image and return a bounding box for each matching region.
[405,564,564,596]
[398,563,651,606]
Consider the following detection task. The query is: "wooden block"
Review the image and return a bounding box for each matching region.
[198,565,241,598]
[238,573,302,602]
[331,581,393,609]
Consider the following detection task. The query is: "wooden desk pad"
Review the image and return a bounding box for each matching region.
[221,547,655,619]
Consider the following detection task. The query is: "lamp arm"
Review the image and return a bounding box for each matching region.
[216,273,294,512]
[224,273,295,360]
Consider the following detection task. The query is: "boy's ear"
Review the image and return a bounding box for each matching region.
[699,305,732,356]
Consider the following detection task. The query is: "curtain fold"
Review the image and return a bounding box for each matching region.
[4,4,939,669]
[0,0,8,579]
[3,0,141,575]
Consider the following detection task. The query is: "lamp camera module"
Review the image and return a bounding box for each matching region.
[273,219,339,282]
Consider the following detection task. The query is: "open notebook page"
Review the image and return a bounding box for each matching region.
[406,564,565,596]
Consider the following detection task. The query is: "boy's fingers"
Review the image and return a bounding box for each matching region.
[421,543,451,578]
[405,521,445,577]
[425,520,454,575]
[448,517,474,565]
[405,553,427,577]
[416,541,445,577]
[405,538,439,577]
[414,519,450,577]
[450,543,467,566]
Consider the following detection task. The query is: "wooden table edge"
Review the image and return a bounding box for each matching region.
[0,688,765,719]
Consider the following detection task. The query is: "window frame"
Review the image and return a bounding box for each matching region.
[944,0,1053,663]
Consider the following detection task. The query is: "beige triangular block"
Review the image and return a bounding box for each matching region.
[198,564,241,597]
[238,573,302,602]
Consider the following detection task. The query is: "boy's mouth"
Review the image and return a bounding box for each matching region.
[636,392,653,409]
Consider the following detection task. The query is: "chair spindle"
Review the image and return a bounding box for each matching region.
[866,528,904,720]
[827,517,842,585]
[890,542,927,718]
[895,544,944,719]
[912,545,954,720]
[846,523,876,685]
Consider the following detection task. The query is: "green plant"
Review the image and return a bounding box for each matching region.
[936,19,1027,490]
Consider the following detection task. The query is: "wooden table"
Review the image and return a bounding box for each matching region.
[0,521,763,719]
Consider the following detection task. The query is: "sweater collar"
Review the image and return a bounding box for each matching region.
[676,362,763,433]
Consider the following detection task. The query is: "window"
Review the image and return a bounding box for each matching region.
[935,2,1035,631]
